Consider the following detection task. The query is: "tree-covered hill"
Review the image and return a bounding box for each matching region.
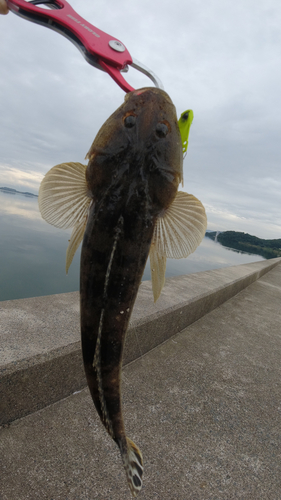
[206,231,281,259]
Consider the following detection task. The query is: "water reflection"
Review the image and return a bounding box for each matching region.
[1,190,42,221]
[0,191,264,301]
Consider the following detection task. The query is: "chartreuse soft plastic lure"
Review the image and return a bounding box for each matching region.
[178,109,194,156]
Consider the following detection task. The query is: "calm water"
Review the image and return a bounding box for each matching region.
[0,190,264,302]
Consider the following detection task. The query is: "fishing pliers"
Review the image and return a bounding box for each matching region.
[7,0,163,93]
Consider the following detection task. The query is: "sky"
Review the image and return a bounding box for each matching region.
[0,0,281,239]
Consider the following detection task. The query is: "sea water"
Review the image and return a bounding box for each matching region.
[0,190,264,301]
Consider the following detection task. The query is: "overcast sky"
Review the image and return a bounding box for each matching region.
[1,0,281,239]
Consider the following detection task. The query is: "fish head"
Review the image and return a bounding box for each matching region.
[86,87,183,214]
[38,88,207,297]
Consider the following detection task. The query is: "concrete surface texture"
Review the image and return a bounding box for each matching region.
[0,260,281,499]
[1,258,280,424]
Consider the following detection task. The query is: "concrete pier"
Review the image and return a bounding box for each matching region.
[0,258,280,499]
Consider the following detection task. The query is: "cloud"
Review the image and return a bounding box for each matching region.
[0,165,43,191]
[1,0,281,239]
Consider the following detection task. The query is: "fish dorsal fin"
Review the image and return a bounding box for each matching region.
[149,191,207,302]
[38,162,91,270]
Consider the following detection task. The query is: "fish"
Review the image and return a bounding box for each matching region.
[38,87,207,497]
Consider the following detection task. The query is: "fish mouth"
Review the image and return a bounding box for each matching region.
[125,86,173,105]
[132,89,149,96]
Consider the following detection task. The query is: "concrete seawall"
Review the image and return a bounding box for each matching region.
[0,258,281,499]
[1,257,280,424]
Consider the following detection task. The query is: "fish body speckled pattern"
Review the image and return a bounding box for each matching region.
[39,87,207,496]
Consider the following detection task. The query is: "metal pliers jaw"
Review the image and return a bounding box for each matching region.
[7,0,163,93]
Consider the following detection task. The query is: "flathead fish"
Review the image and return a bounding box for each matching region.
[38,87,207,497]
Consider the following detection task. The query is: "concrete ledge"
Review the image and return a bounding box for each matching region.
[1,257,280,424]
[1,260,280,499]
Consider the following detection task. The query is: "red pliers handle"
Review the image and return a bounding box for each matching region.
[7,0,163,93]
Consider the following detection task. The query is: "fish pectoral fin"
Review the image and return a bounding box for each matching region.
[119,437,143,498]
[38,162,92,271]
[38,162,91,229]
[66,216,88,274]
[149,243,167,303]
[153,191,207,259]
[149,191,207,301]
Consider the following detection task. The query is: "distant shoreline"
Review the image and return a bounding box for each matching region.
[206,230,281,259]
[0,187,38,198]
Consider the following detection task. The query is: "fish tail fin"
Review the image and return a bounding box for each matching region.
[119,437,143,497]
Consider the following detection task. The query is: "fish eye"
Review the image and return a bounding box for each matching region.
[123,114,137,128]
[156,120,170,138]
